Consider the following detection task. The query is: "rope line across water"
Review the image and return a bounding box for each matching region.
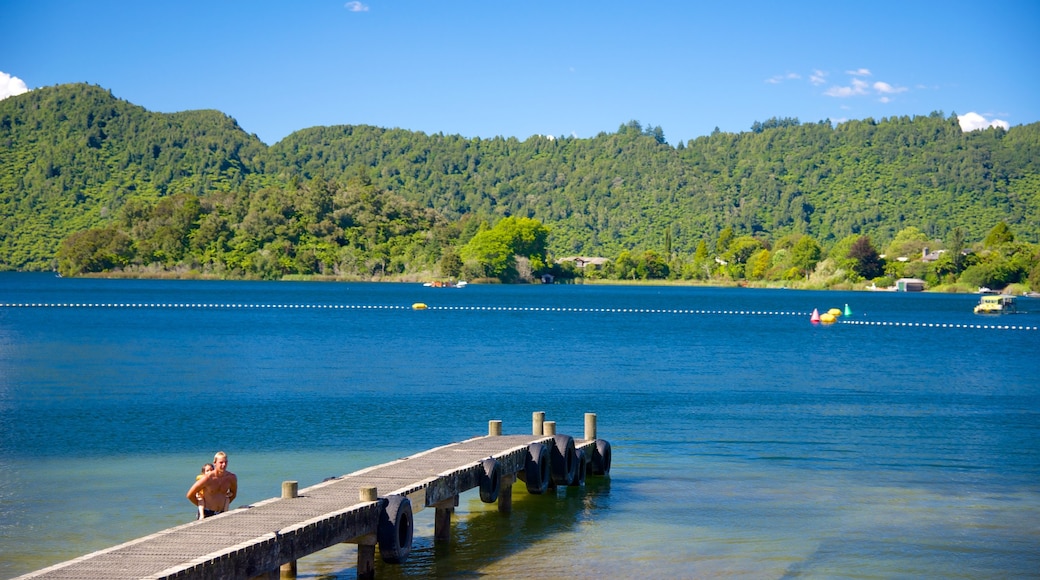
[2,302,1036,331]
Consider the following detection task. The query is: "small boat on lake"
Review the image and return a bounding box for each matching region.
[973,294,1017,314]
[423,280,467,288]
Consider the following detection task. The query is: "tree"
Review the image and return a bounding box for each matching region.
[459,216,550,281]
[717,227,734,253]
[56,226,134,276]
[641,250,669,279]
[983,222,1014,247]
[439,248,463,278]
[947,227,966,274]
[848,236,884,280]
[885,227,929,259]
[790,235,822,278]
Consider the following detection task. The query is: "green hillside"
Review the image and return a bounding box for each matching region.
[0,84,266,269]
[1,83,1038,289]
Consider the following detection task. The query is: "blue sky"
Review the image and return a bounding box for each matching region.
[2,1,1038,145]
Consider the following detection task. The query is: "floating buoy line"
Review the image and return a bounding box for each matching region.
[1,302,1035,330]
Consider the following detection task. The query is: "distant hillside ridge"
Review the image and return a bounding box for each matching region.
[2,83,1038,272]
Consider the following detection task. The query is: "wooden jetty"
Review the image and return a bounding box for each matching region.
[17,412,612,580]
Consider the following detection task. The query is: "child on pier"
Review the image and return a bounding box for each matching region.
[194,463,214,519]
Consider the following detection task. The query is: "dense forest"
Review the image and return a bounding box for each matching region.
[2,83,1039,291]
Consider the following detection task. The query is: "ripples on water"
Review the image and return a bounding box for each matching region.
[1,274,1038,578]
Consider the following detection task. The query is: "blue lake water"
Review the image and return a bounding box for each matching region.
[1,273,1038,579]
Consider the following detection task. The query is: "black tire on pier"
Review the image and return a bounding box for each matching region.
[591,439,612,475]
[550,434,577,485]
[568,448,587,486]
[524,442,550,494]
[378,495,413,564]
[479,457,501,503]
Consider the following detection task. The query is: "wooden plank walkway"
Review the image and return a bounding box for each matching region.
[17,418,611,580]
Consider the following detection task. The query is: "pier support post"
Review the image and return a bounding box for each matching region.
[356,487,378,580]
[585,413,597,440]
[279,481,299,578]
[532,411,545,436]
[356,535,376,580]
[488,420,502,436]
[434,496,458,543]
[498,474,514,514]
[543,421,556,435]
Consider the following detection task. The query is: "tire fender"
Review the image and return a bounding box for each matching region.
[478,457,501,503]
[568,448,587,486]
[591,439,612,475]
[524,442,550,494]
[377,495,413,564]
[551,434,577,485]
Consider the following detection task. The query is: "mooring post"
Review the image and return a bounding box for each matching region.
[278,481,299,578]
[281,481,298,499]
[357,487,378,580]
[585,412,597,440]
[532,411,545,436]
[498,474,514,514]
[434,495,458,543]
[489,420,502,436]
[543,421,556,435]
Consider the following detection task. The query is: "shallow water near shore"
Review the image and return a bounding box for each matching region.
[1,273,1038,578]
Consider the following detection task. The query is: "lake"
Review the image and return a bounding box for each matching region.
[1,273,1038,578]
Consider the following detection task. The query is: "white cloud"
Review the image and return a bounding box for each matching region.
[345,1,369,12]
[872,81,907,94]
[0,71,29,100]
[823,71,908,102]
[825,78,870,97]
[809,69,827,86]
[958,112,1010,132]
[766,72,801,84]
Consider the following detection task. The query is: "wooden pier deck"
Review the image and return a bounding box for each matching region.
[17,414,611,580]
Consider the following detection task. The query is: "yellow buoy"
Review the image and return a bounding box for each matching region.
[820,312,836,323]
[827,308,842,317]
[412,302,428,310]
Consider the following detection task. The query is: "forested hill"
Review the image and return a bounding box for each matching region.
[2,83,1039,273]
[0,84,266,268]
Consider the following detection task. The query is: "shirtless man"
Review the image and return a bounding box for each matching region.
[187,451,238,518]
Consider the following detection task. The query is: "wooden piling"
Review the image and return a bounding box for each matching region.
[543,421,556,435]
[279,481,300,578]
[357,535,376,580]
[498,474,514,514]
[434,496,458,543]
[281,480,298,499]
[532,411,545,436]
[489,420,502,436]
[360,486,377,502]
[585,413,597,440]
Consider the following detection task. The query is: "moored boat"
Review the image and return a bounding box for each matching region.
[973,294,1017,314]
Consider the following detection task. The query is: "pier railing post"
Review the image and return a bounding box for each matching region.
[585,413,597,440]
[533,411,545,436]
[489,420,502,436]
